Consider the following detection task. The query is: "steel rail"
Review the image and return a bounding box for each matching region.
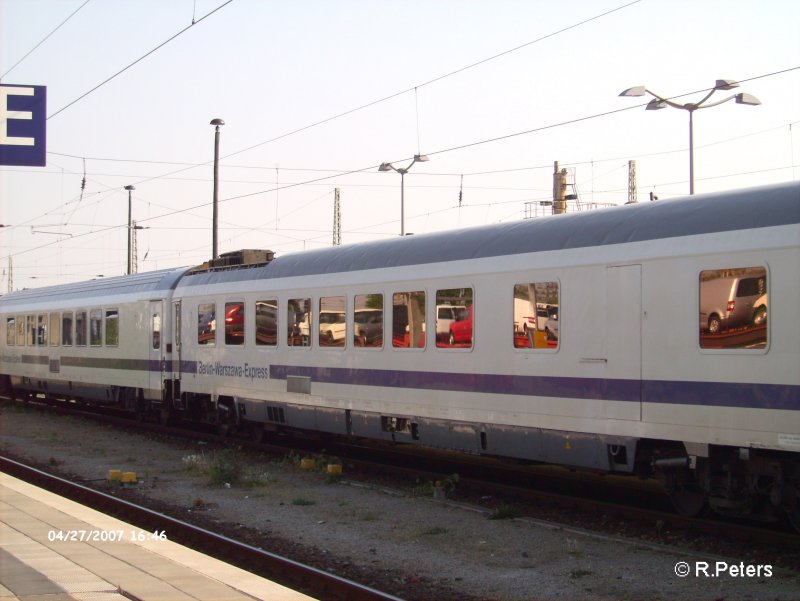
[6,396,799,552]
[0,455,404,601]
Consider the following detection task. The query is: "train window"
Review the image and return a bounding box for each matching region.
[49,313,60,347]
[699,267,767,350]
[255,300,278,346]
[62,312,73,346]
[288,298,312,347]
[36,314,47,346]
[152,313,161,350]
[513,282,560,350]
[6,317,14,346]
[26,316,35,346]
[105,310,119,346]
[392,291,426,349]
[198,303,215,346]
[89,309,102,346]
[75,311,87,346]
[435,288,473,349]
[225,302,244,346]
[319,296,345,348]
[354,294,383,348]
[16,316,24,346]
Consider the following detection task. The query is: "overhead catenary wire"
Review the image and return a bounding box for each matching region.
[41,80,799,182]
[5,69,798,247]
[4,66,798,273]
[7,157,796,282]
[112,0,644,189]
[226,0,644,161]
[207,67,800,208]
[0,0,92,81]
[46,0,234,120]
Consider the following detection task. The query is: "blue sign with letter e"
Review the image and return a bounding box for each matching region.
[0,84,47,167]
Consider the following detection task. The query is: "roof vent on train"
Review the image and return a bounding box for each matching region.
[189,249,275,274]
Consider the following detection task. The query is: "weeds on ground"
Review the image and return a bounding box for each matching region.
[570,569,593,579]
[487,505,520,520]
[181,450,273,488]
[277,450,302,468]
[421,527,450,536]
[292,497,316,506]
[409,473,460,497]
[207,451,243,486]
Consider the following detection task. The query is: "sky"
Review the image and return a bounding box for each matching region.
[1,0,798,290]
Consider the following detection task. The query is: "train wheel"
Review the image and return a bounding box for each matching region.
[669,485,707,517]
[662,470,708,517]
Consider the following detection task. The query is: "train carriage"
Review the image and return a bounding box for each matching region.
[0,268,187,412]
[2,182,799,526]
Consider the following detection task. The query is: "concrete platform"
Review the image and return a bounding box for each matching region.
[0,472,315,600]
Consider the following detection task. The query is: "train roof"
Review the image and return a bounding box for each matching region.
[181,181,799,286]
[0,267,188,310]
[2,182,798,304]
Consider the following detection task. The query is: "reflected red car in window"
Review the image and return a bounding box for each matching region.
[447,306,473,346]
[224,303,244,344]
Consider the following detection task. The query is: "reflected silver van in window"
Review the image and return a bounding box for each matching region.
[699,268,767,335]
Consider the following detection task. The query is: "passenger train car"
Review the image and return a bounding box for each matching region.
[2,182,799,527]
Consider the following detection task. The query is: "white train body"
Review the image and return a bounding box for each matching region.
[2,182,799,522]
[0,269,186,407]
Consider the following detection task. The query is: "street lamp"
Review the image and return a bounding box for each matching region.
[619,79,760,195]
[210,118,225,259]
[378,154,429,236]
[124,185,135,275]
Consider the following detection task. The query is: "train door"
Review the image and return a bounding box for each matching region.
[149,301,164,396]
[606,264,642,419]
[172,301,181,385]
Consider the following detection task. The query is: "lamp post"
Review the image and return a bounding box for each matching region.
[210,118,225,259]
[124,185,135,275]
[619,80,760,195]
[378,154,429,236]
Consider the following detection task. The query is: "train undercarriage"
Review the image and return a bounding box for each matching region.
[4,374,799,532]
[653,444,800,530]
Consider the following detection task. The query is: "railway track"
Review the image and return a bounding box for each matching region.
[7,394,800,557]
[0,454,403,601]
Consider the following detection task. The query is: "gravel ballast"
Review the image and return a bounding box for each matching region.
[1,403,798,601]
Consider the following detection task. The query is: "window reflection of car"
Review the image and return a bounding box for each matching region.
[225,304,244,343]
[255,302,277,344]
[752,293,767,326]
[699,273,766,334]
[288,310,311,346]
[536,304,550,332]
[448,306,473,345]
[319,310,346,343]
[354,309,383,346]
[513,299,535,334]
[544,310,559,341]
[436,305,465,341]
[198,310,216,343]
